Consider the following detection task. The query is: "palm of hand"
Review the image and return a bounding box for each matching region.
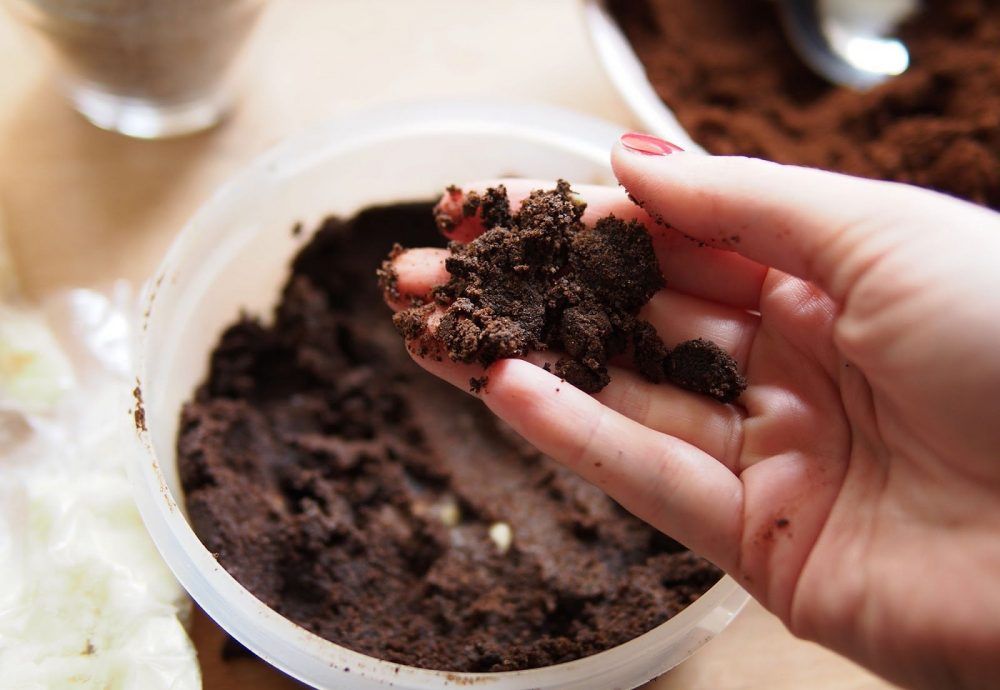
[737,235,1000,690]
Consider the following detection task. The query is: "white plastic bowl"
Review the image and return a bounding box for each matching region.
[580,0,702,150]
[128,101,748,690]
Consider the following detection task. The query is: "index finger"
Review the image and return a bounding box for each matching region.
[611,142,996,302]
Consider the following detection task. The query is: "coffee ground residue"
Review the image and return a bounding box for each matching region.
[132,384,146,432]
[392,181,746,402]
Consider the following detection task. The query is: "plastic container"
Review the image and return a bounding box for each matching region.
[580,0,700,149]
[128,101,748,690]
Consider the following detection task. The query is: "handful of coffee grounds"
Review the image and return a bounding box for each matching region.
[391,181,746,402]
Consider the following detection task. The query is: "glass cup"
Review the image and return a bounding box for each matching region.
[3,0,266,138]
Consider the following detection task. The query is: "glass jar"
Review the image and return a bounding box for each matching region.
[4,0,267,138]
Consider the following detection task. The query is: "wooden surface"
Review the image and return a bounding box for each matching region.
[0,1,893,688]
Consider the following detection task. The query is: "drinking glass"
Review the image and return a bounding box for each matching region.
[3,0,267,138]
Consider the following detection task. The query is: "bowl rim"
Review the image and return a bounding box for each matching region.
[128,100,748,689]
[579,0,704,150]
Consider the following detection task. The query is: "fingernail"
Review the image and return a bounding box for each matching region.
[620,132,684,156]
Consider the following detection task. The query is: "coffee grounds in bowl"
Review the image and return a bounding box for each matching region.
[392,181,747,401]
[609,0,1000,210]
[177,202,722,672]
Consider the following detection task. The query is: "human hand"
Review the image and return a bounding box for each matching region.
[382,134,1000,690]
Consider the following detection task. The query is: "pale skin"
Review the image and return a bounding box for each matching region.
[383,141,1000,690]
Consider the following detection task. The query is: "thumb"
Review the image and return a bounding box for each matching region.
[611,133,991,302]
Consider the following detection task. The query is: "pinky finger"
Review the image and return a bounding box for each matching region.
[481,358,743,569]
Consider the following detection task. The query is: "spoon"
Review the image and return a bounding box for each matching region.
[773,0,919,89]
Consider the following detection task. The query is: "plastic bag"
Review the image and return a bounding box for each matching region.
[0,281,201,690]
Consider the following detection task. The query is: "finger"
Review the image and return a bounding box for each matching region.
[433,184,484,243]
[641,289,759,370]
[651,232,766,310]
[482,358,742,569]
[394,305,492,390]
[437,178,674,236]
[387,253,762,359]
[404,339,488,393]
[592,365,745,470]
[611,141,992,301]
[398,336,742,567]
[388,256,760,381]
[393,305,564,395]
[384,246,765,340]
[436,179,767,309]
[384,237,766,315]
[383,247,448,309]
[396,308,747,470]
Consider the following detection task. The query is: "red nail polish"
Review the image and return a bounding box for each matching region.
[620,132,684,156]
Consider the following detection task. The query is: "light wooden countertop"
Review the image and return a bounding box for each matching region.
[0,1,893,688]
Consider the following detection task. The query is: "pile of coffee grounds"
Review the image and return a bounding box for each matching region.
[178,202,722,672]
[392,181,747,402]
[609,0,1000,210]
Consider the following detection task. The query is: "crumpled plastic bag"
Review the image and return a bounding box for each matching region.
[0,280,201,690]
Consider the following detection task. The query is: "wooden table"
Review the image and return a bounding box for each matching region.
[0,1,893,688]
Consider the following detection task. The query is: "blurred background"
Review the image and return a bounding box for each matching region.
[0,1,631,300]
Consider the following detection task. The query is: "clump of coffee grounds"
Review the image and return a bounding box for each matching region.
[609,0,1000,210]
[178,202,722,672]
[393,181,746,402]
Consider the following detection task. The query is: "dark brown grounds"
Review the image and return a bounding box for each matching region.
[178,203,722,672]
[609,0,1000,210]
[393,182,747,402]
